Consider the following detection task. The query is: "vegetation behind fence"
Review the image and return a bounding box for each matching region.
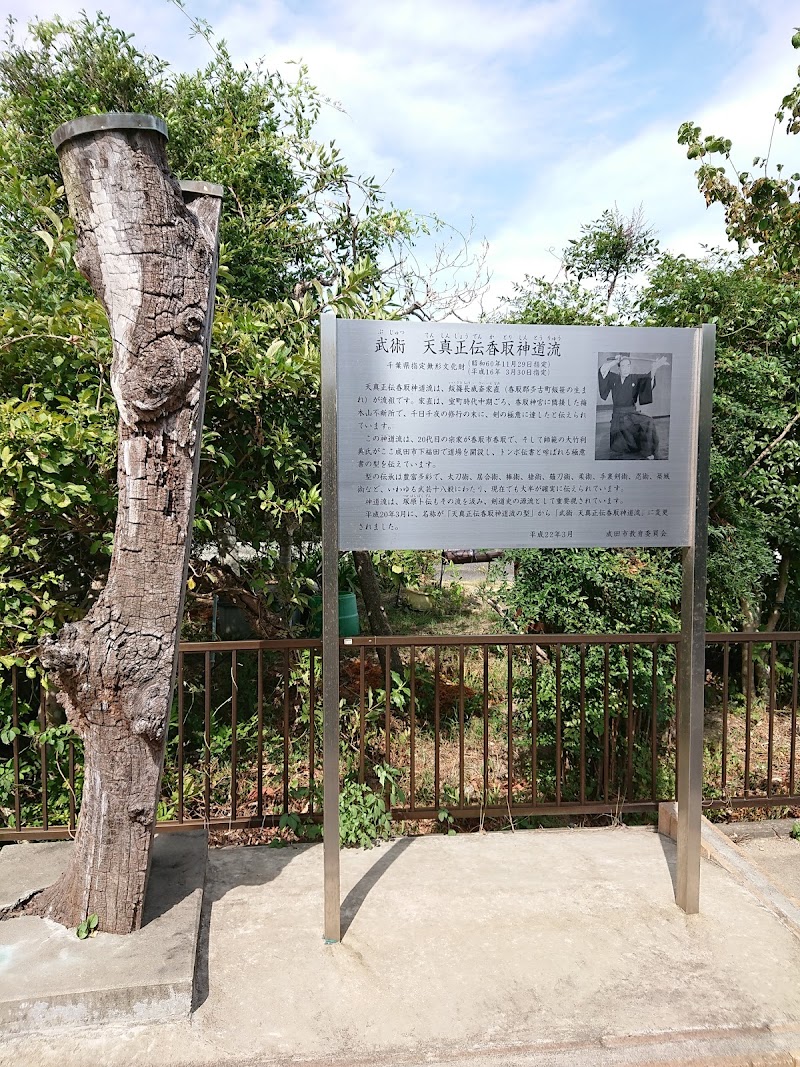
[2,632,799,842]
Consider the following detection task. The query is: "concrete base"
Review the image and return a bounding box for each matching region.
[657,800,715,859]
[0,830,206,1033]
[2,827,800,1066]
[659,801,800,939]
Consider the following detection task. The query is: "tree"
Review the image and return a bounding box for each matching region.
[676,32,800,279]
[0,14,430,663]
[19,119,222,934]
[496,207,682,641]
[499,206,659,327]
[638,252,799,636]
[562,206,659,317]
[671,27,800,636]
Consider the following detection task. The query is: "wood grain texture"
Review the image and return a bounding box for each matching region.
[22,123,221,933]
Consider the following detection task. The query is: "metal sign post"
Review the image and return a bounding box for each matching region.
[676,323,715,913]
[320,311,341,943]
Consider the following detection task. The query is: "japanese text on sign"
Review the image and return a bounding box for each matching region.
[335,321,700,550]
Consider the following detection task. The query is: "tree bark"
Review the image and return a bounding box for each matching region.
[442,550,504,564]
[18,117,221,934]
[764,550,791,632]
[353,550,402,677]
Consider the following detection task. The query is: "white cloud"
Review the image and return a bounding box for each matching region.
[6,0,800,321]
[482,1,800,311]
[213,0,599,187]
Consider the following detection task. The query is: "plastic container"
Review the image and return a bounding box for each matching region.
[337,592,360,637]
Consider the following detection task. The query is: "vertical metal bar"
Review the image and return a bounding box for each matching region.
[177,653,185,824]
[257,648,264,819]
[555,644,562,805]
[434,646,441,807]
[532,649,538,805]
[358,647,366,785]
[721,643,729,795]
[790,640,798,797]
[458,645,465,808]
[677,323,715,916]
[744,642,752,797]
[11,666,21,830]
[483,645,489,803]
[230,651,238,820]
[204,650,211,822]
[309,649,315,816]
[320,310,341,943]
[675,641,681,797]
[507,645,514,809]
[283,649,290,814]
[767,641,776,798]
[410,647,416,812]
[39,684,48,832]
[651,643,658,804]
[603,645,610,802]
[626,642,634,799]
[579,643,586,805]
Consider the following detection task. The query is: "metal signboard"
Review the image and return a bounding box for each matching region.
[335,321,702,550]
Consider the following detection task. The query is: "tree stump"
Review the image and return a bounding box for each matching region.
[21,115,222,933]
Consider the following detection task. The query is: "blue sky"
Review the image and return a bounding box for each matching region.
[7,0,800,313]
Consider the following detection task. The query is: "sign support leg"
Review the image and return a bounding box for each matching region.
[321,312,341,943]
[676,324,715,914]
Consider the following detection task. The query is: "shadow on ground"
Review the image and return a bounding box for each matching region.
[192,843,301,1008]
[341,836,415,937]
[657,830,677,895]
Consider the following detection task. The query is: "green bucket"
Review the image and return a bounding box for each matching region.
[308,593,360,637]
[338,592,360,637]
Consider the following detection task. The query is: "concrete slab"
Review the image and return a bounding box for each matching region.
[2,827,800,1066]
[0,841,71,911]
[736,836,800,906]
[722,819,799,843]
[0,830,206,1033]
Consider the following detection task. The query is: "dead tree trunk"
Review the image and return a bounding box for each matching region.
[353,551,402,677]
[22,115,222,934]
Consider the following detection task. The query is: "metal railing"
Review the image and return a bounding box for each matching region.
[2,631,799,840]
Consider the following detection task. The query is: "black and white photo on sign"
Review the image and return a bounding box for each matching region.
[594,352,672,461]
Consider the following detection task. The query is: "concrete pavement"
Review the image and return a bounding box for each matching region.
[2,826,800,1066]
[736,834,800,906]
[0,832,206,1031]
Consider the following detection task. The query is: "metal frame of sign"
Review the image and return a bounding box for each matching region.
[320,313,715,941]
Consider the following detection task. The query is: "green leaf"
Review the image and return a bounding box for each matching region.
[34,230,55,255]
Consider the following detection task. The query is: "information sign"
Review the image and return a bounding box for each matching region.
[320,314,715,942]
[336,321,702,550]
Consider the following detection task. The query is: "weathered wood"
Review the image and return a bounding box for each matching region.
[352,551,402,677]
[21,116,221,934]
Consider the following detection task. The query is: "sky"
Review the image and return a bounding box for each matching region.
[6,0,800,315]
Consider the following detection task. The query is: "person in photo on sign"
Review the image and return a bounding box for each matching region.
[598,353,669,459]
